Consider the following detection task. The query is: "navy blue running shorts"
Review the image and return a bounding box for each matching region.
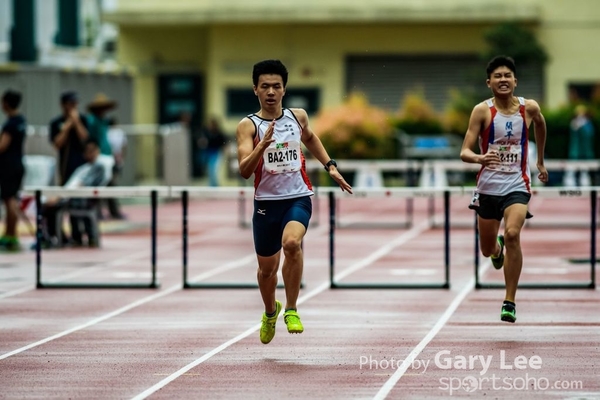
[252,195,312,257]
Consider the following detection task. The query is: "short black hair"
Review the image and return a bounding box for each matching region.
[486,56,517,79]
[252,59,288,87]
[2,90,22,110]
[60,91,78,104]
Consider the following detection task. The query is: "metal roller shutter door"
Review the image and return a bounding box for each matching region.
[346,55,543,112]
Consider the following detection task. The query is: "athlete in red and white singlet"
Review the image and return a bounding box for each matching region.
[247,108,313,201]
[236,60,352,343]
[476,96,531,196]
[460,56,548,324]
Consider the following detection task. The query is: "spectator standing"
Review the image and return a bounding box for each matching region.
[565,104,596,186]
[86,93,116,157]
[49,91,89,185]
[0,90,27,252]
[200,117,228,186]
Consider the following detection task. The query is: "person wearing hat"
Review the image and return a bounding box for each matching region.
[86,93,119,219]
[86,93,116,157]
[50,91,89,185]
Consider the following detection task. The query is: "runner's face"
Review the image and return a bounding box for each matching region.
[487,66,517,96]
[254,74,285,110]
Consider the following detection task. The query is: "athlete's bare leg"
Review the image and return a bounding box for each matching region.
[281,221,306,310]
[502,204,528,303]
[257,252,281,314]
[477,216,501,258]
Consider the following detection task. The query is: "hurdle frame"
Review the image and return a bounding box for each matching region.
[32,187,163,289]
[232,159,420,230]
[178,188,304,289]
[428,160,600,229]
[327,188,451,289]
[474,188,597,289]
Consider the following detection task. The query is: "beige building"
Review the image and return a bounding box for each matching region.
[104,0,600,178]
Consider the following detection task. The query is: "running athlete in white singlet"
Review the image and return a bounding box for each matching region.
[247,108,313,200]
[476,97,531,196]
[236,60,352,344]
[460,56,548,324]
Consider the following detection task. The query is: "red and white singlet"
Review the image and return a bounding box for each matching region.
[476,97,531,195]
[247,108,313,200]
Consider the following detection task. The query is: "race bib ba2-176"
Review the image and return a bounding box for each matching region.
[264,141,301,174]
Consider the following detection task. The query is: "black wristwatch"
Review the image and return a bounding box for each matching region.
[324,159,337,172]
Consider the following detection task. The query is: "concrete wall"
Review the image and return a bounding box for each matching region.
[533,0,600,107]
[106,0,600,180]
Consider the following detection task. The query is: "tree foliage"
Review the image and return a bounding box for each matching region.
[481,22,549,65]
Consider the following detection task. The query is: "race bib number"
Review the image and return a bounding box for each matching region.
[469,191,480,209]
[487,144,522,173]
[264,141,301,174]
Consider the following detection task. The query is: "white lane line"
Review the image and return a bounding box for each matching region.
[130,220,431,400]
[334,220,430,282]
[0,254,257,361]
[0,227,232,300]
[372,260,492,400]
[0,286,179,361]
[45,227,235,283]
[0,285,36,300]
[0,221,333,360]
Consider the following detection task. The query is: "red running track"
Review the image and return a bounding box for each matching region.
[0,193,598,399]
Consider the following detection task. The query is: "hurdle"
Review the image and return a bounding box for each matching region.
[312,160,419,229]
[174,187,305,289]
[231,159,418,229]
[27,186,166,289]
[326,187,452,289]
[426,160,600,229]
[475,187,597,289]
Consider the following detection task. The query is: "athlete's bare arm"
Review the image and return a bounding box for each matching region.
[292,108,352,193]
[526,99,549,183]
[460,103,501,168]
[236,117,275,179]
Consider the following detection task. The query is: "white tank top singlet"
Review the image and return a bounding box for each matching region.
[247,108,313,200]
[476,97,531,196]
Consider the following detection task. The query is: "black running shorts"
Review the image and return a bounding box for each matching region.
[468,191,532,221]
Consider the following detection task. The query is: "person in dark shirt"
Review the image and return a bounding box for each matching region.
[0,90,27,251]
[49,91,89,185]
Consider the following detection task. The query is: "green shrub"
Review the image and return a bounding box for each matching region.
[392,89,444,134]
[541,105,573,159]
[314,93,396,159]
[443,89,479,136]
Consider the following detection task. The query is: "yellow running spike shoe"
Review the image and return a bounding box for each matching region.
[260,300,282,344]
[284,309,304,334]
